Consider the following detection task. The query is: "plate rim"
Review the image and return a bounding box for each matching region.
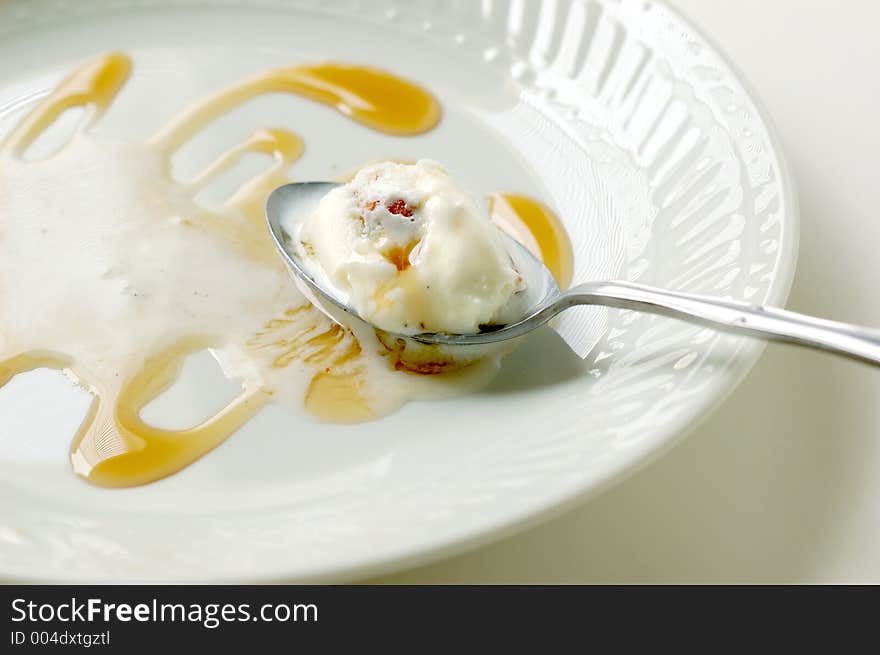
[0,0,799,583]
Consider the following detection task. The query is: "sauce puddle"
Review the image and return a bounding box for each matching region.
[0,52,573,487]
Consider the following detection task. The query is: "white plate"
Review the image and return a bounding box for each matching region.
[0,0,796,582]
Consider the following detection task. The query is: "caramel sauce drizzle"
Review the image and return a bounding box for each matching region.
[3,53,132,156]
[489,193,574,290]
[151,62,441,147]
[0,52,571,488]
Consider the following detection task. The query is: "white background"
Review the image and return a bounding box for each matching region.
[373,0,880,583]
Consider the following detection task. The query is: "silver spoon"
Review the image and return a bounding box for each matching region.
[266,182,880,366]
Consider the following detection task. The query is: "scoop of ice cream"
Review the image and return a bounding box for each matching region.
[292,160,522,335]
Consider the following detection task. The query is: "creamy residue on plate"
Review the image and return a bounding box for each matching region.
[0,53,572,488]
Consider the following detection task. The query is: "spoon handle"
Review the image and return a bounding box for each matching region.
[567,281,880,366]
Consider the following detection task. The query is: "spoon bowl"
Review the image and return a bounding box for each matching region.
[267,182,880,365]
[265,181,561,345]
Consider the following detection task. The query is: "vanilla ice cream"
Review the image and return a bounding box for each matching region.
[292,160,523,335]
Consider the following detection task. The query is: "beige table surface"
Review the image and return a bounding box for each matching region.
[372,0,880,584]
